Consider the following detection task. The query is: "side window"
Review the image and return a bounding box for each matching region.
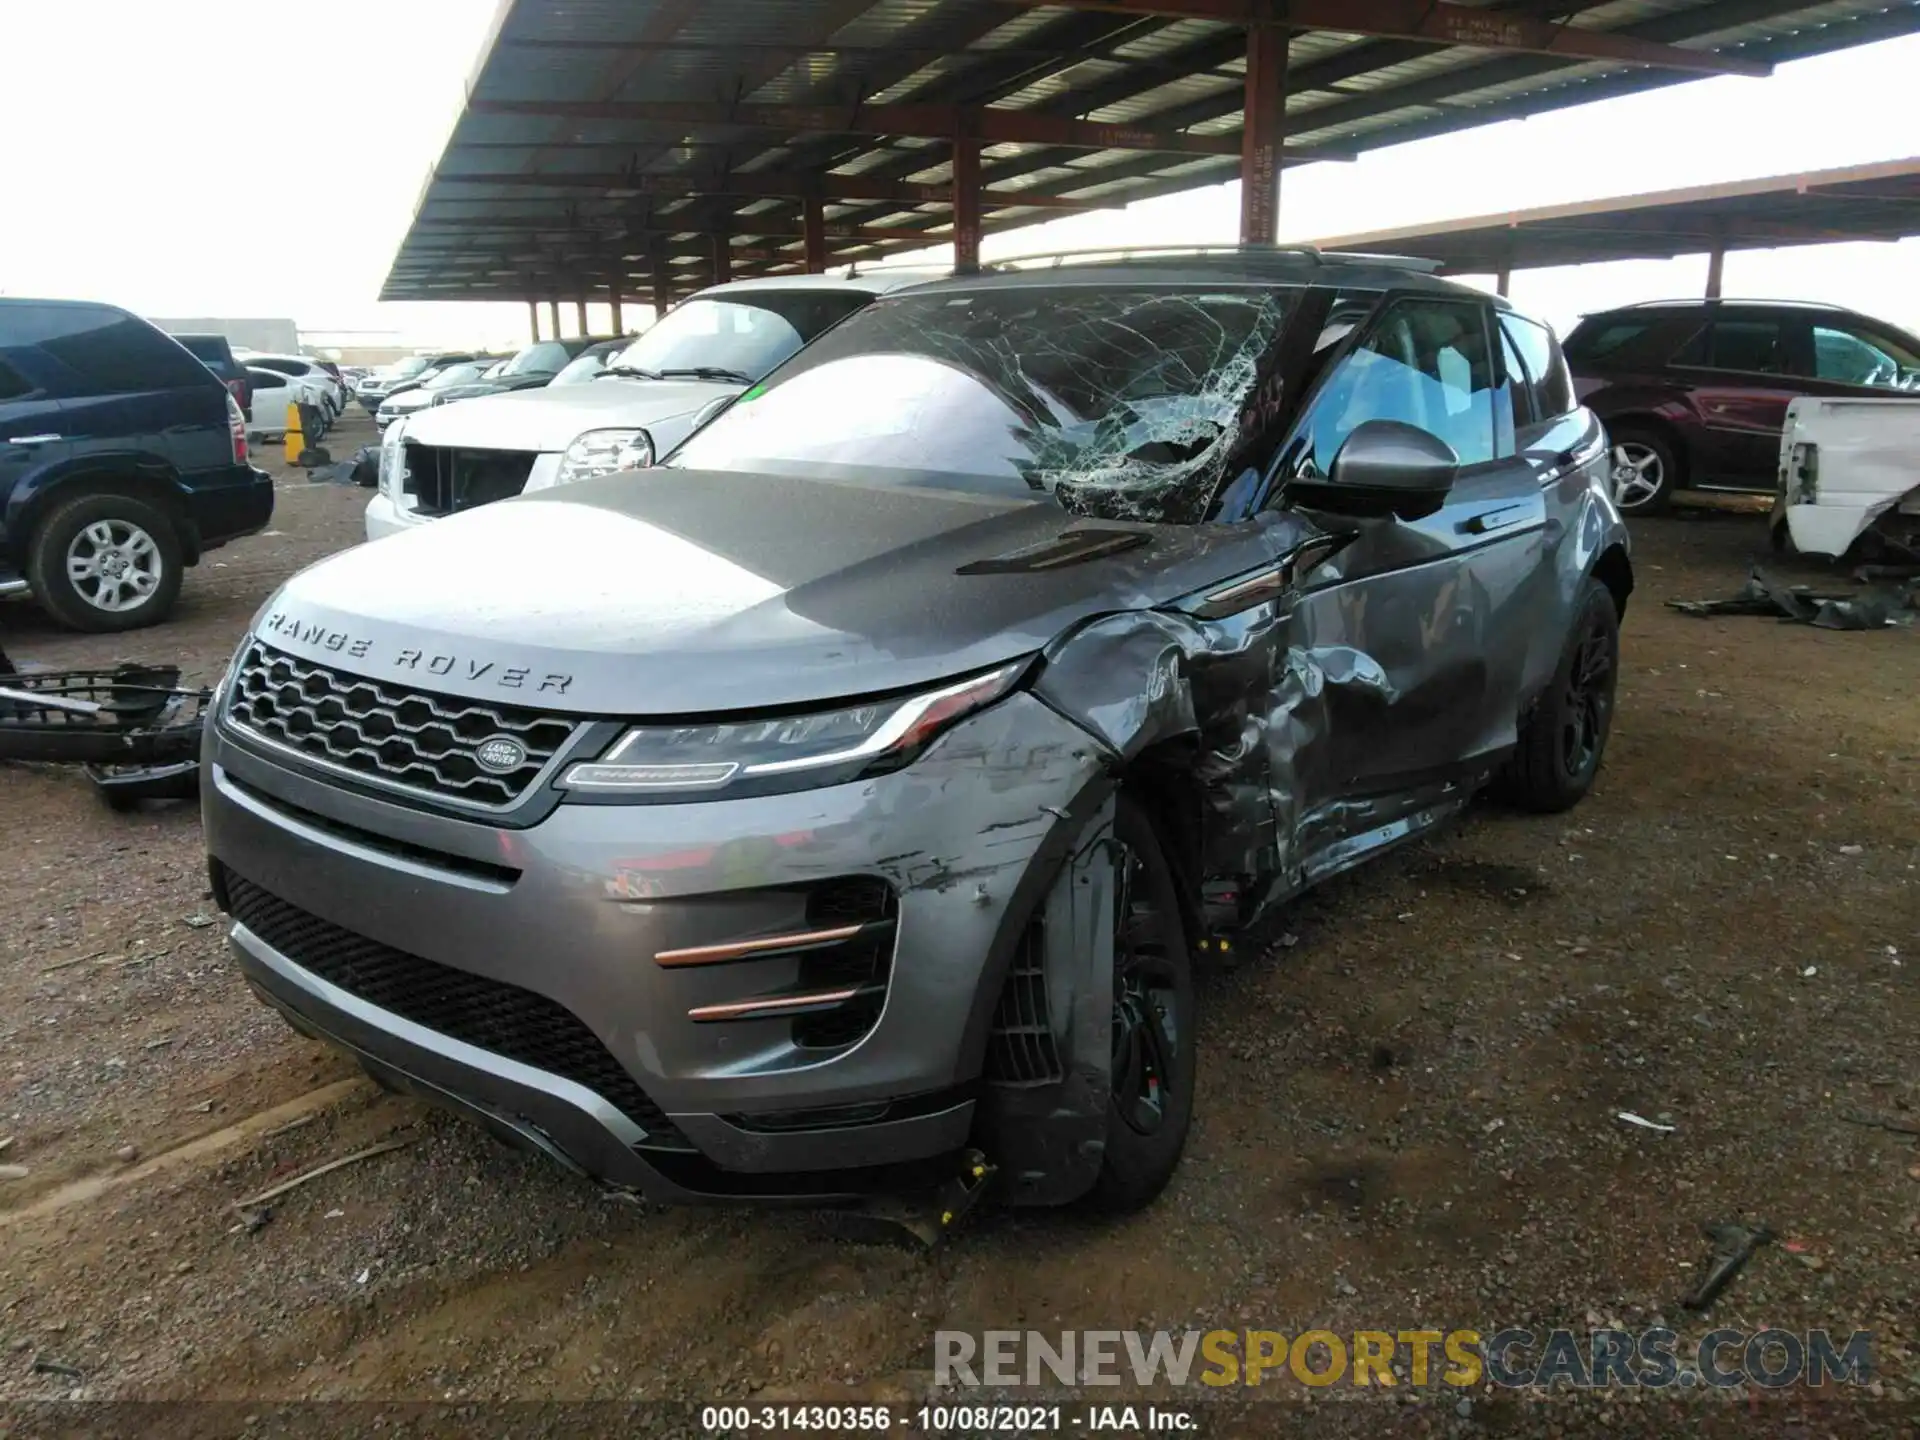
[1503,315,1574,418]
[1500,323,1534,430]
[247,369,283,390]
[1291,297,1497,476]
[256,358,304,378]
[1810,324,1920,390]
[0,357,36,402]
[7,304,212,395]
[1675,318,1787,375]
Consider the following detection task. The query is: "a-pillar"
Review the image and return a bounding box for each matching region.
[1238,21,1289,247]
[803,195,827,274]
[953,132,982,274]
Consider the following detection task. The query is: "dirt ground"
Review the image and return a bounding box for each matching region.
[0,415,1915,1433]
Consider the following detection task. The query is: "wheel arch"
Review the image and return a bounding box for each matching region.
[1591,542,1634,620]
[6,461,195,567]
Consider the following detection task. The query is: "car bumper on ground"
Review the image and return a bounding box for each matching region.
[201,689,1107,1200]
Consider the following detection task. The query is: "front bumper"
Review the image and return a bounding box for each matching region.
[363,491,424,541]
[202,691,1108,1200]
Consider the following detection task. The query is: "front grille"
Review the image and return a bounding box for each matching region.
[224,872,689,1150]
[403,443,539,517]
[984,919,1063,1085]
[226,642,576,810]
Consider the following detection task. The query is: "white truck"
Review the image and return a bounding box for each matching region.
[1775,395,1920,559]
[366,272,939,541]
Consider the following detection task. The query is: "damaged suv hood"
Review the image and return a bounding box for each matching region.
[396,376,735,454]
[256,468,1307,715]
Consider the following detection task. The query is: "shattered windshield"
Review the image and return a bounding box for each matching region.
[667,286,1296,519]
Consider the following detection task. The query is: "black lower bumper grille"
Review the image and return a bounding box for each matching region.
[984,920,1063,1085]
[223,872,689,1150]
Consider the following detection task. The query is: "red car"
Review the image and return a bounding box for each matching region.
[1565,300,1920,513]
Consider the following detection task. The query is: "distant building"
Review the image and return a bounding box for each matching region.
[151,316,301,354]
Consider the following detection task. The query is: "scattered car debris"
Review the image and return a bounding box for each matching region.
[1667,565,1919,629]
[1682,1222,1775,1311]
[0,1165,30,1181]
[229,1138,412,1212]
[0,660,208,808]
[31,1358,84,1379]
[1842,1111,1920,1139]
[38,949,109,974]
[1617,1112,1676,1133]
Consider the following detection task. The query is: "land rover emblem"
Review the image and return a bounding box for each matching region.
[475,736,529,774]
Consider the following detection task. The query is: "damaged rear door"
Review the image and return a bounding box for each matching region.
[1266,293,1548,879]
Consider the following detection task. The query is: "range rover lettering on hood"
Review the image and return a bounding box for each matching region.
[259,611,575,695]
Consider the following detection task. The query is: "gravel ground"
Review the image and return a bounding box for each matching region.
[0,428,1914,1435]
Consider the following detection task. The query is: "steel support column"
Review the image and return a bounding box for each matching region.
[1496,267,1511,297]
[1239,22,1288,246]
[712,232,733,284]
[953,133,982,274]
[1705,244,1725,299]
[653,270,672,322]
[803,195,827,273]
[610,289,624,333]
[576,299,589,334]
[548,299,561,337]
[528,299,541,341]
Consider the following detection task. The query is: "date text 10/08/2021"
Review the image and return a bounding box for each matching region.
[700,1406,1191,1432]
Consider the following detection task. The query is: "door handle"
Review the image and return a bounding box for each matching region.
[4,434,61,446]
[1461,505,1530,536]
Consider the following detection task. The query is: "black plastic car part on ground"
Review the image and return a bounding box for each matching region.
[203,249,1633,1216]
[0,299,274,632]
[0,663,209,764]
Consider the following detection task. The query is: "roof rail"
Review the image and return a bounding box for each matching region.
[985,242,1326,270]
[1606,297,1853,311]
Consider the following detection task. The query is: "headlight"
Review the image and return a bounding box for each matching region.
[378,418,408,498]
[561,661,1026,800]
[556,427,653,485]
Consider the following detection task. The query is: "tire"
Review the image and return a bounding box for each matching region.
[1492,577,1619,814]
[1607,424,1682,515]
[1083,795,1198,1214]
[25,489,185,633]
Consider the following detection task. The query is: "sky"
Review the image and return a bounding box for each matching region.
[1,1,1917,348]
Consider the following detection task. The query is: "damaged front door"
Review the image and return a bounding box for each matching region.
[1266,294,1546,881]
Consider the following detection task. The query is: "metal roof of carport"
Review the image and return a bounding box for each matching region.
[1310,155,1920,291]
[381,0,1920,307]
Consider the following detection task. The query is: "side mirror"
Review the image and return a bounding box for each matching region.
[1290,420,1460,521]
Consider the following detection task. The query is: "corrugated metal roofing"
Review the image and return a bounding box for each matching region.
[1312,155,1920,271]
[384,0,1920,301]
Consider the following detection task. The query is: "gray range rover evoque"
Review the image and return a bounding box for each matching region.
[203,249,1631,1216]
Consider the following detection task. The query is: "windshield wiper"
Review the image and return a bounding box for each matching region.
[601,364,666,380]
[658,366,755,384]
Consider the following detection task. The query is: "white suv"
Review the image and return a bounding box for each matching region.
[366,272,939,541]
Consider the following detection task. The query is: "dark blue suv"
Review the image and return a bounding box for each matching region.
[0,299,274,632]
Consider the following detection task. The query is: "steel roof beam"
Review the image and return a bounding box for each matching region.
[430,170,1116,210]
[468,98,1241,155]
[991,0,1771,76]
